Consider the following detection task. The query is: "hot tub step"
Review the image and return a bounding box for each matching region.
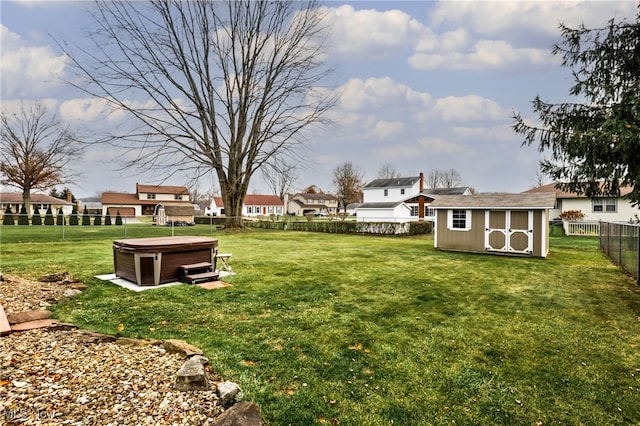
[184,271,220,284]
[179,262,214,280]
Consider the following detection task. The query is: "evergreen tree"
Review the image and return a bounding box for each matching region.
[94,213,102,226]
[32,206,42,225]
[513,8,640,204]
[17,204,29,225]
[82,205,91,225]
[56,207,65,226]
[2,205,15,225]
[69,205,79,225]
[115,210,123,225]
[104,211,112,226]
[44,205,55,225]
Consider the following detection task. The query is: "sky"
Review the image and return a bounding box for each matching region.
[1,0,637,199]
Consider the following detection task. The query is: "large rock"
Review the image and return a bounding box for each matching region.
[217,381,243,407]
[163,339,203,357]
[6,309,52,324]
[214,401,262,426]
[75,330,117,344]
[39,272,72,282]
[174,355,210,391]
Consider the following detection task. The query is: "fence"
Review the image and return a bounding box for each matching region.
[599,221,639,283]
[564,220,600,236]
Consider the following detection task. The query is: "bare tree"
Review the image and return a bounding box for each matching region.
[530,168,548,189]
[61,0,335,228]
[332,162,363,212]
[261,158,298,201]
[426,168,463,189]
[376,163,401,179]
[0,102,81,214]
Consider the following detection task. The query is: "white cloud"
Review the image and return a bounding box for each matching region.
[321,5,428,60]
[0,24,67,99]
[337,77,431,111]
[368,120,405,140]
[419,95,510,123]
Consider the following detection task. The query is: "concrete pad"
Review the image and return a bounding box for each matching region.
[0,305,11,336]
[96,272,234,292]
[11,319,59,332]
[196,281,232,290]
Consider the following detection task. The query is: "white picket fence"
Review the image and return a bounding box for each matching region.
[563,220,600,236]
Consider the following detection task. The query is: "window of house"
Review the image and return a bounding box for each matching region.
[425,207,435,217]
[447,209,471,230]
[146,193,156,200]
[400,188,405,195]
[410,206,418,216]
[384,189,388,197]
[592,198,616,213]
[174,194,182,200]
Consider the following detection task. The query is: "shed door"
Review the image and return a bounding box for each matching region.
[485,210,533,255]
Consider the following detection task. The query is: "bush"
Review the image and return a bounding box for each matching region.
[69,205,79,225]
[2,205,15,225]
[115,210,123,225]
[82,206,91,226]
[104,211,112,226]
[56,208,65,226]
[94,214,102,226]
[559,210,585,221]
[32,206,42,225]
[44,206,55,225]
[18,204,29,225]
[408,221,433,235]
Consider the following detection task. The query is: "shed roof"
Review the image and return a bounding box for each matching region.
[430,193,556,209]
[364,176,421,189]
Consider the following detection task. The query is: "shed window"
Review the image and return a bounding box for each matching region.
[592,198,616,213]
[146,193,156,200]
[400,188,405,195]
[447,209,471,231]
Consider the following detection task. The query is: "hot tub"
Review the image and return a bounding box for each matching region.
[113,236,218,286]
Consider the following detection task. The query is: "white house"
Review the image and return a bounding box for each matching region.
[205,194,284,217]
[286,192,339,216]
[356,173,472,222]
[101,183,194,220]
[0,192,73,216]
[524,183,639,223]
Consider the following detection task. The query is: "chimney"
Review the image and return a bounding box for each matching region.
[67,191,72,203]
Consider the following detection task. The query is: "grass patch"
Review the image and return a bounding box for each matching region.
[2,226,640,425]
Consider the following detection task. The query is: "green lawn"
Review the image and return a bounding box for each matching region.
[1,225,640,425]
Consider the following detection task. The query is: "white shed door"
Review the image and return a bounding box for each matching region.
[485,210,533,255]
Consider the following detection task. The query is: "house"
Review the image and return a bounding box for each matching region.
[101,183,193,221]
[429,193,556,258]
[356,173,472,222]
[0,192,73,216]
[524,183,640,223]
[205,194,284,217]
[286,192,339,216]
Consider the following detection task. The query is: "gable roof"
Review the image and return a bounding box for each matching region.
[0,192,72,205]
[291,192,337,201]
[424,187,471,196]
[358,201,406,209]
[430,193,556,209]
[364,176,421,189]
[244,194,283,206]
[136,183,189,195]
[524,182,634,199]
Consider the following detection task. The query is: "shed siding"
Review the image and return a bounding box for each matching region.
[435,210,485,252]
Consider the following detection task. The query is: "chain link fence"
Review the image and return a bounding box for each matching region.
[599,221,639,283]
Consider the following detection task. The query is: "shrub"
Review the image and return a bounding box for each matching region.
[2,205,15,225]
[104,211,112,226]
[44,206,55,225]
[32,206,42,225]
[18,204,29,225]
[115,210,123,225]
[94,214,102,226]
[69,205,79,225]
[82,206,91,225]
[559,210,585,221]
[56,208,65,226]
[408,221,433,235]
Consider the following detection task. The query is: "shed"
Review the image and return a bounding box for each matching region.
[429,193,556,258]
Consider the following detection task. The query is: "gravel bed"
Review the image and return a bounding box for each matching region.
[0,275,224,425]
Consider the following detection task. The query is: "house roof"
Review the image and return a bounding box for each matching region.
[0,193,72,205]
[423,187,471,196]
[291,192,337,201]
[358,201,406,209]
[364,176,421,189]
[524,182,634,198]
[164,205,195,215]
[430,193,556,209]
[136,183,189,195]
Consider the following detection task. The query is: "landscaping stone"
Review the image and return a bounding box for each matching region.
[214,401,262,426]
[68,283,88,290]
[39,272,72,282]
[217,381,244,407]
[63,289,83,298]
[174,355,210,391]
[163,339,204,357]
[6,309,52,324]
[0,304,11,336]
[11,319,59,331]
[115,337,163,347]
[75,330,117,344]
